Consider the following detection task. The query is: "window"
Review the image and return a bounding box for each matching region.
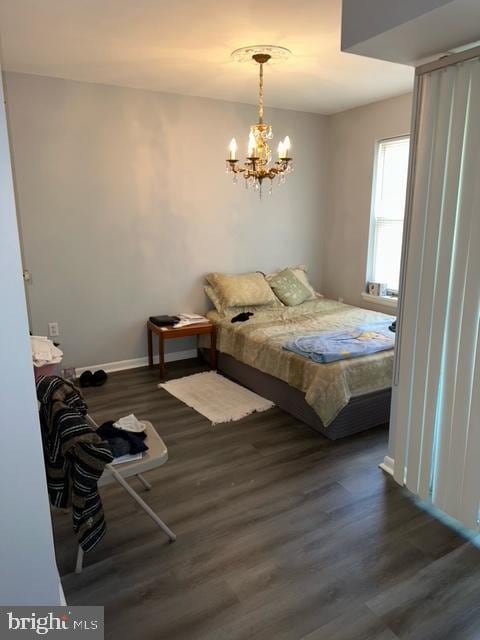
[368,136,410,294]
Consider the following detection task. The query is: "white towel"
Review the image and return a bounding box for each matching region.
[31,335,63,367]
[113,414,146,433]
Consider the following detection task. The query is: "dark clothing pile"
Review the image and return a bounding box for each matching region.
[97,421,148,458]
[36,376,113,552]
[149,315,179,327]
[231,311,254,323]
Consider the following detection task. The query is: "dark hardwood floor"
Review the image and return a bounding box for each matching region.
[55,360,480,640]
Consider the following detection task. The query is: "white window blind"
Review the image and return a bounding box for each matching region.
[391,55,480,531]
[370,136,410,292]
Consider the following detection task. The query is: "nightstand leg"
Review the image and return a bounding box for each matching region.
[147,326,153,367]
[159,333,165,380]
[210,328,217,370]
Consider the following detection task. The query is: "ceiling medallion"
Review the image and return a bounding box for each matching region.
[226,45,293,197]
[230,44,292,64]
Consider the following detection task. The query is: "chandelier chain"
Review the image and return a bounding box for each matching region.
[258,63,264,124]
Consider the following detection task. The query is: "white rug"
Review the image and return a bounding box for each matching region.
[159,371,274,424]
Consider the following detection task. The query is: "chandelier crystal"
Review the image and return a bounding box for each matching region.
[226,46,293,197]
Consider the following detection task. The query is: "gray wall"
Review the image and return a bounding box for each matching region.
[323,93,413,311]
[0,69,61,604]
[5,72,327,369]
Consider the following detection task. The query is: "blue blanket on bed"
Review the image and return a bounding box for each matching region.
[283,323,395,363]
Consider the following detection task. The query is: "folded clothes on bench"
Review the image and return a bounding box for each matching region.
[97,421,149,457]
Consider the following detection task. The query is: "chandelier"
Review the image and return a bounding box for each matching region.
[226,45,293,196]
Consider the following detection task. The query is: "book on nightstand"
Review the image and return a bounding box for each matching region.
[173,313,208,328]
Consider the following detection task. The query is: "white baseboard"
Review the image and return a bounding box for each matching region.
[379,455,395,476]
[75,349,198,377]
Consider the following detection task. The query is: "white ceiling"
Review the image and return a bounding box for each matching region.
[0,0,414,115]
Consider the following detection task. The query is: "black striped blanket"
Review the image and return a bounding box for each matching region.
[36,376,113,552]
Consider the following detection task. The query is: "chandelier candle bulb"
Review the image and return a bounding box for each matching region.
[229,138,237,160]
[283,136,291,157]
[248,131,257,158]
[278,141,285,159]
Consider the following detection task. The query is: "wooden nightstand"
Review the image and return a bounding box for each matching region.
[147,320,216,381]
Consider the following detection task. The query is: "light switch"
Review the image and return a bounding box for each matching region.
[48,322,59,337]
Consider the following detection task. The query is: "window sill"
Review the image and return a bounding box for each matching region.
[361,292,398,312]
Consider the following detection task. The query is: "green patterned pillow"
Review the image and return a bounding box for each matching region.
[266,265,319,300]
[267,268,312,306]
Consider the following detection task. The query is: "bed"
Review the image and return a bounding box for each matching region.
[202,297,395,440]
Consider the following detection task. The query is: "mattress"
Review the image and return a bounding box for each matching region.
[204,298,395,427]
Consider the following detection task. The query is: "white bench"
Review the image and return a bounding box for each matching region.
[75,418,176,573]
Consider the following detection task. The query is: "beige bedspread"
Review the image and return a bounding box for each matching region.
[204,298,395,427]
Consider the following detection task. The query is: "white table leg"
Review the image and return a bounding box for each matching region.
[107,464,176,542]
[136,473,152,491]
[75,546,84,574]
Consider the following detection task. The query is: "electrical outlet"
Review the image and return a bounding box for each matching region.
[48,322,59,337]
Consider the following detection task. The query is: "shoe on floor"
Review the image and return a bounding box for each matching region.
[92,370,108,387]
[79,370,94,387]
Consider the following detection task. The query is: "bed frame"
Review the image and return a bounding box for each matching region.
[210,350,391,440]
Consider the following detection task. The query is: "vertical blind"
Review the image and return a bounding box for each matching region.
[391,55,480,530]
[371,137,410,292]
